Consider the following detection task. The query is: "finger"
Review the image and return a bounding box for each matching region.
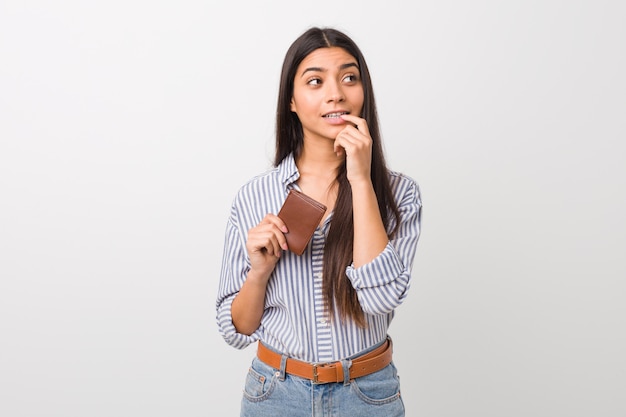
[333,134,354,154]
[340,114,370,135]
[267,233,282,257]
[247,233,272,256]
[334,130,368,155]
[334,128,360,152]
[261,213,288,234]
[258,215,288,251]
[262,214,289,250]
[254,227,287,254]
[335,121,371,146]
[252,233,281,257]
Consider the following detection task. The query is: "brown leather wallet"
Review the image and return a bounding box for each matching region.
[277,190,327,256]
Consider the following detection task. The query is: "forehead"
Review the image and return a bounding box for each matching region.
[297,47,358,73]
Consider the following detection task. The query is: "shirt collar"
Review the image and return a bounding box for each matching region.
[277,153,300,188]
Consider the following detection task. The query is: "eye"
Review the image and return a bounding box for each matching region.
[343,74,359,83]
[307,77,322,86]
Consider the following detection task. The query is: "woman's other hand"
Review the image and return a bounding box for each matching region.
[334,114,373,185]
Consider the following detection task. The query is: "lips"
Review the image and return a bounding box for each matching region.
[322,111,349,118]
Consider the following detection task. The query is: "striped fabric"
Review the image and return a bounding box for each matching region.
[216,153,421,363]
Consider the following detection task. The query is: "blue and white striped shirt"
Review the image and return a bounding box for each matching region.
[216,153,421,362]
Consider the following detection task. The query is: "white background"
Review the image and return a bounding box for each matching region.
[1,1,625,416]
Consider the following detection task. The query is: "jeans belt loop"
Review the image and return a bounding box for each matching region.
[279,353,288,381]
[341,359,352,385]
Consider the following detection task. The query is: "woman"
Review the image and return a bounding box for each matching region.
[216,26,422,416]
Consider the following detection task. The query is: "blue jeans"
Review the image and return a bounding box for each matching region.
[240,356,405,416]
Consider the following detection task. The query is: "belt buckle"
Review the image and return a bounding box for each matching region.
[312,362,334,383]
[312,364,319,383]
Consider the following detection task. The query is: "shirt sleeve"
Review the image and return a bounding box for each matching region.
[345,178,422,315]
[215,206,262,349]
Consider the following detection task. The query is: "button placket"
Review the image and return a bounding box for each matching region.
[311,221,333,361]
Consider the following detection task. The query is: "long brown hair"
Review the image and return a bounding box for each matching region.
[275,27,400,326]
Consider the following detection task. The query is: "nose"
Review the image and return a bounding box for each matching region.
[326,80,345,103]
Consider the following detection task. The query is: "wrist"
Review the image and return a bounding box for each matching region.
[247,268,272,285]
[348,177,374,192]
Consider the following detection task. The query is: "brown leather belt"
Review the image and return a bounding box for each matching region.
[256,337,393,384]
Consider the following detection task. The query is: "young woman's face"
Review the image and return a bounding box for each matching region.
[290,47,364,143]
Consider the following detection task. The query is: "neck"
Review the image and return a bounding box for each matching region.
[296,137,343,175]
[294,137,343,205]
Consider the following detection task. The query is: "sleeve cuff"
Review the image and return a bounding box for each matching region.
[345,242,404,289]
[216,294,260,349]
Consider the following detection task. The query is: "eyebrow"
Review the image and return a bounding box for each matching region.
[300,62,359,77]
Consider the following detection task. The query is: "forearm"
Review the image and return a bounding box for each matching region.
[347,176,422,314]
[231,270,270,336]
[351,179,389,267]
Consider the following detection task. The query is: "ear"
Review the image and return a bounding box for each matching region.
[290,97,296,112]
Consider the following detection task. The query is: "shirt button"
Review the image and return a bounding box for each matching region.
[319,319,326,324]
